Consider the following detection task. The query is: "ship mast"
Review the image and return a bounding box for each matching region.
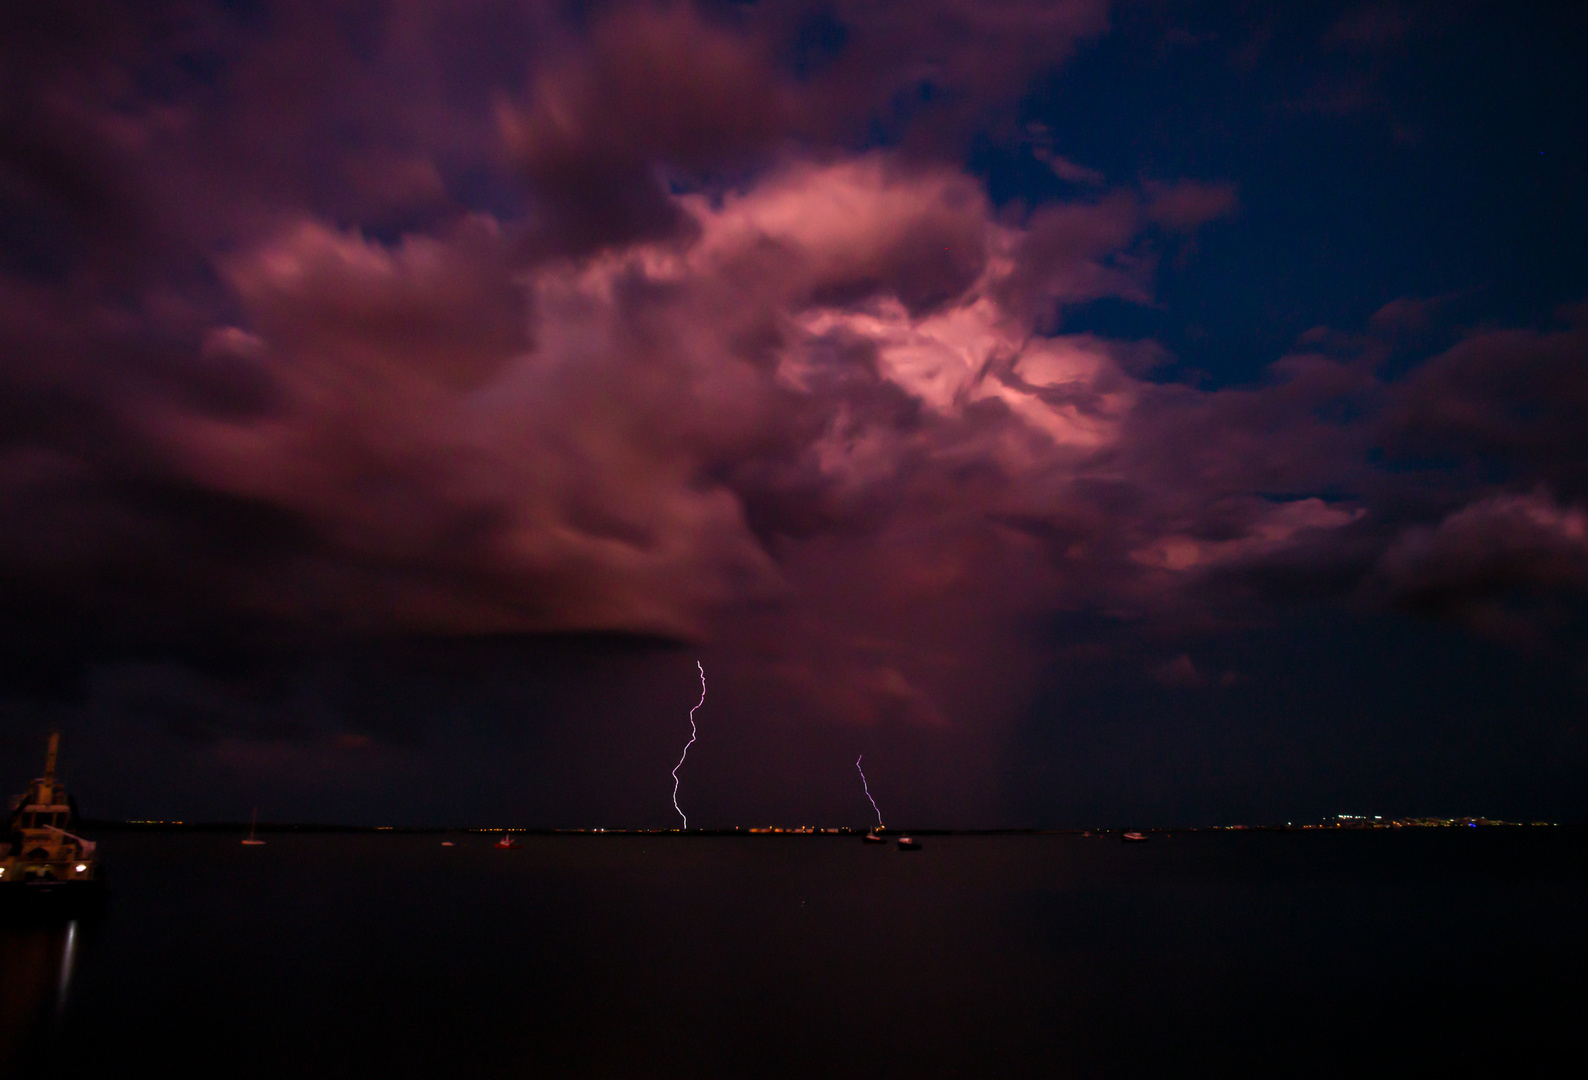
[43,731,59,781]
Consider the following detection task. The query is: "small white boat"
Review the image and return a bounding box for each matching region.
[896,836,922,851]
[863,830,887,844]
[1121,831,1148,843]
[241,807,266,846]
[494,834,521,849]
[440,840,455,847]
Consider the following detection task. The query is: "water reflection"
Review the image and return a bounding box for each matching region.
[0,918,80,1069]
[57,921,77,1016]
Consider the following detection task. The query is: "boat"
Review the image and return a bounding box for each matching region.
[440,841,455,847]
[241,807,266,845]
[494,834,521,849]
[896,836,922,851]
[0,733,107,908]
[863,830,888,844]
[1121,831,1148,843]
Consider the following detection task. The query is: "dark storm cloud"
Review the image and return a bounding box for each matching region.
[494,0,1114,256]
[1324,4,1415,51]
[1375,493,1588,630]
[499,3,792,257]
[1361,312,1588,640]
[2,0,1585,824]
[1384,313,1588,498]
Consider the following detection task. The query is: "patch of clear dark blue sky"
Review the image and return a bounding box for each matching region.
[968,2,1588,389]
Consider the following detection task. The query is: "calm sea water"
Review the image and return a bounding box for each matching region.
[2,830,1583,1078]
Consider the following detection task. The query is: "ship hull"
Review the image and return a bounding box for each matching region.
[0,878,107,912]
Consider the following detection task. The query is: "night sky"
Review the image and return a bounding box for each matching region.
[2,1,1585,828]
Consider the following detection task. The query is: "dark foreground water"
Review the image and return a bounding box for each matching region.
[2,829,1584,1078]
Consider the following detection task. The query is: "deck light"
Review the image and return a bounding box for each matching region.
[76,864,87,872]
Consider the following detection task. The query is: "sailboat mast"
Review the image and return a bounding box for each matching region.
[43,731,60,780]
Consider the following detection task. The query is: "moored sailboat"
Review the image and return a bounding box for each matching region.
[242,807,266,845]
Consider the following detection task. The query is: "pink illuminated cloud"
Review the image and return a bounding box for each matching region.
[1,0,1581,758]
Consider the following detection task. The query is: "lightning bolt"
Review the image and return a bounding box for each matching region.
[856,755,883,828]
[672,661,705,829]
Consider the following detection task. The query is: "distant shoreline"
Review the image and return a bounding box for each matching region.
[78,820,1575,835]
